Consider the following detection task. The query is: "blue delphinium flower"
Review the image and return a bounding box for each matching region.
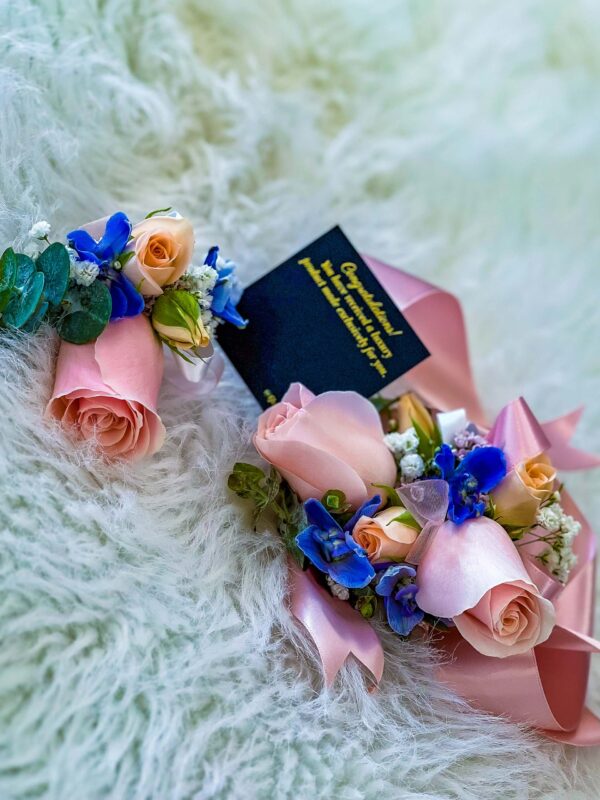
[204,246,247,329]
[67,212,132,268]
[295,496,381,589]
[376,564,424,636]
[109,272,145,320]
[434,443,507,524]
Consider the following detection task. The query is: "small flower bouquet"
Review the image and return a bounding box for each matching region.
[229,383,600,744]
[1,210,246,459]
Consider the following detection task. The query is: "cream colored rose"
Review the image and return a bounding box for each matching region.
[352,506,419,562]
[151,290,209,351]
[124,215,194,296]
[394,392,435,436]
[491,454,557,527]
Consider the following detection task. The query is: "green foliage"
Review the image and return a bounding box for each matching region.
[372,483,402,507]
[321,489,351,515]
[352,586,378,619]
[370,394,396,413]
[413,417,442,463]
[389,508,421,531]
[0,248,18,313]
[145,206,173,218]
[228,462,307,566]
[56,281,112,344]
[114,250,135,269]
[36,242,70,306]
[2,254,45,329]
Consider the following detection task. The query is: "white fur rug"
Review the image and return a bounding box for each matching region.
[1,1,599,798]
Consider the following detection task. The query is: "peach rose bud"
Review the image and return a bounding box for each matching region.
[254,383,397,509]
[46,315,166,460]
[491,453,557,527]
[353,506,419,561]
[416,515,555,658]
[124,215,194,296]
[394,392,435,435]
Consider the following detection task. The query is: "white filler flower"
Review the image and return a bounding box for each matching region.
[28,220,51,240]
[400,453,425,481]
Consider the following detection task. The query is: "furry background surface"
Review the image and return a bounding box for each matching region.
[1,1,599,798]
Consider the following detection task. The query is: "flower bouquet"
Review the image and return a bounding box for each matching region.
[0,210,246,459]
[228,259,600,746]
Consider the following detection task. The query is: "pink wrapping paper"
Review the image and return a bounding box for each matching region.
[47,315,165,460]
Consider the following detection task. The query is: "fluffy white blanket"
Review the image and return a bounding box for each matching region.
[1,1,599,797]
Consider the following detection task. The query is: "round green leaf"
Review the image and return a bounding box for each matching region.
[22,299,49,334]
[2,268,45,329]
[0,248,17,293]
[0,248,18,313]
[56,281,112,344]
[36,242,70,306]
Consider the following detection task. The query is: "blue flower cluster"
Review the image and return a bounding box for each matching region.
[434,444,507,524]
[68,212,144,321]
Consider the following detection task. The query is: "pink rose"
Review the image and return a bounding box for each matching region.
[254,383,397,508]
[47,315,166,460]
[416,516,555,658]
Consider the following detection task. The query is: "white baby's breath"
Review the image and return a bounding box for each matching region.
[384,427,419,458]
[70,260,100,287]
[536,505,562,533]
[28,220,51,240]
[400,453,425,482]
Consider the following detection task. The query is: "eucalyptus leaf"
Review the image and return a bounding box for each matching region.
[0,248,17,312]
[21,299,49,333]
[36,242,70,306]
[2,259,45,329]
[56,281,112,344]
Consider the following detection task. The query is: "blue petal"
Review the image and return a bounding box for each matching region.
[109,283,127,320]
[303,499,341,533]
[434,444,455,481]
[375,564,416,597]
[295,526,330,573]
[215,300,248,329]
[345,494,382,532]
[204,246,219,268]
[67,229,103,264]
[117,273,144,317]
[457,446,507,493]
[211,281,230,313]
[328,551,374,589]
[385,595,424,636]
[96,212,132,261]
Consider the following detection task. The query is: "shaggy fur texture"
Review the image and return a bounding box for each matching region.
[1,1,599,797]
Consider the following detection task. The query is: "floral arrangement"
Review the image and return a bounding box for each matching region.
[1,210,246,459]
[229,385,573,655]
[229,382,600,743]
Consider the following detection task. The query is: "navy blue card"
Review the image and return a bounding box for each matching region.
[218,227,429,408]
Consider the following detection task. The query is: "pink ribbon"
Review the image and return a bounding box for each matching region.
[288,257,600,745]
[288,560,383,687]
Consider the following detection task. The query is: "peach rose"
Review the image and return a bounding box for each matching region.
[491,453,557,527]
[254,383,397,508]
[46,316,165,460]
[353,507,419,561]
[123,215,194,296]
[394,392,435,435]
[416,516,555,658]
